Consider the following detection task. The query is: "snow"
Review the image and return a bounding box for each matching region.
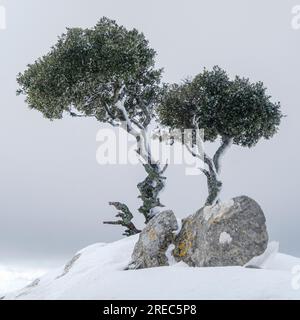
[203,200,234,221]
[245,241,279,268]
[3,236,300,300]
[165,244,176,266]
[174,218,183,236]
[165,218,183,266]
[0,265,45,296]
[219,232,232,244]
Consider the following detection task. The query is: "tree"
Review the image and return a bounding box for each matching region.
[17,17,167,236]
[158,66,282,206]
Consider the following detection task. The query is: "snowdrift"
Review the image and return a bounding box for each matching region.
[4,235,300,300]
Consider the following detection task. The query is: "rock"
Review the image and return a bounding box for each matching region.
[56,253,81,279]
[244,241,279,269]
[173,196,268,267]
[128,210,178,269]
[15,278,41,299]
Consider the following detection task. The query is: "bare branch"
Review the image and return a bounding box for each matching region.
[184,143,202,159]
[137,96,152,127]
[131,118,144,130]
[200,168,210,178]
[103,202,141,237]
[104,103,117,121]
[116,101,140,137]
[160,163,168,174]
[68,111,95,118]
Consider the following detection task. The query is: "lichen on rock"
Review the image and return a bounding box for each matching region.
[128,210,178,269]
[173,196,268,267]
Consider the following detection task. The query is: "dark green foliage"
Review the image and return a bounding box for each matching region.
[17,17,162,127]
[17,17,165,234]
[158,66,282,147]
[158,66,283,206]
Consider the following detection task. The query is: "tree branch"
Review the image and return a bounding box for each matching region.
[204,153,216,174]
[116,101,140,137]
[104,103,117,121]
[200,168,210,178]
[131,118,144,130]
[184,143,203,159]
[103,202,141,237]
[160,163,168,174]
[137,96,152,127]
[68,111,95,118]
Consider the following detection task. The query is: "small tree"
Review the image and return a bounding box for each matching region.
[17,17,167,236]
[158,66,282,206]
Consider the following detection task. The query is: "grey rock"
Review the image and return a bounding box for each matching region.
[173,196,268,267]
[128,210,178,269]
[56,253,81,279]
[16,278,41,298]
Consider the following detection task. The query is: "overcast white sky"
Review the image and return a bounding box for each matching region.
[0,0,300,292]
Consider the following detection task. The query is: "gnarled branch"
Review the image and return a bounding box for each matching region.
[103,202,141,237]
[137,163,166,223]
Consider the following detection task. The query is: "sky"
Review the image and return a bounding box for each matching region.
[0,0,300,293]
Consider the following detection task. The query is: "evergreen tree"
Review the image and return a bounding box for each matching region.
[17,17,167,236]
[158,66,282,206]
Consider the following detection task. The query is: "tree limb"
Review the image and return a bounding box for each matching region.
[184,143,202,159]
[200,168,210,178]
[137,96,152,127]
[103,202,141,237]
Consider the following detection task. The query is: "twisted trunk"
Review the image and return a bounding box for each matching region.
[106,97,167,234]
[135,127,167,223]
[137,163,167,223]
[204,137,233,206]
[203,155,222,206]
[185,132,233,207]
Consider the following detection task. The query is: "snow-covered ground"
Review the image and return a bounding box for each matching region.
[3,235,300,300]
[0,265,46,296]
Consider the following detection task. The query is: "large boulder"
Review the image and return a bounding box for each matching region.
[128,210,178,269]
[173,196,268,267]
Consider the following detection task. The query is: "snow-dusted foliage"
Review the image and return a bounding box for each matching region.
[17,17,167,233]
[157,66,282,206]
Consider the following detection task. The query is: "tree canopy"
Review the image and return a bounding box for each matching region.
[158,66,283,206]
[158,66,282,148]
[17,18,284,221]
[17,17,162,128]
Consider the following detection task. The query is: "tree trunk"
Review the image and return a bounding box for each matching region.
[205,170,223,206]
[137,163,167,223]
[105,93,167,234]
[204,137,233,206]
[134,127,168,223]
